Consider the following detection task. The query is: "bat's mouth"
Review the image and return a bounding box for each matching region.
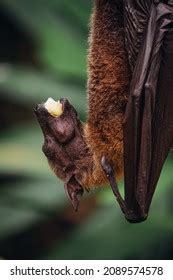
[34,98,71,129]
[34,98,76,144]
[34,98,69,118]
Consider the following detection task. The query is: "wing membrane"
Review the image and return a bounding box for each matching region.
[123,2,173,221]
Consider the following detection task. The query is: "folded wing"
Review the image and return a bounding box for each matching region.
[123,1,173,222]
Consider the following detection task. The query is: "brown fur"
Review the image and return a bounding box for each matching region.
[78,0,131,188]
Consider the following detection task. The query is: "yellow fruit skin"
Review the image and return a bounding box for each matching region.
[44,98,63,117]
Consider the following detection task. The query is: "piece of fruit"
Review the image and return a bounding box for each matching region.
[44,98,63,117]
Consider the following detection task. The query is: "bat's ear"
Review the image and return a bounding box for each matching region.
[64,176,84,211]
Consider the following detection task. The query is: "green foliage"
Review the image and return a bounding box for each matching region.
[1,0,91,80]
[0,66,86,117]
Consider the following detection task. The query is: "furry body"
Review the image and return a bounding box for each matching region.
[79,0,131,188]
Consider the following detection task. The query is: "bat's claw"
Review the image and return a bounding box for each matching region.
[101,156,113,177]
[101,156,127,214]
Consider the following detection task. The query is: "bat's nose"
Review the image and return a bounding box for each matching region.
[34,104,39,113]
[34,104,41,111]
[34,104,43,115]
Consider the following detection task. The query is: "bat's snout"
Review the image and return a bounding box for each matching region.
[34,103,47,116]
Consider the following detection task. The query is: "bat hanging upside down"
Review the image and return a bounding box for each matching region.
[35,0,173,223]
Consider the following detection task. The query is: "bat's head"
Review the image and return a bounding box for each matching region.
[34,98,78,144]
[34,98,85,211]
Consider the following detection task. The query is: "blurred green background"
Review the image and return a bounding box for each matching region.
[0,0,173,260]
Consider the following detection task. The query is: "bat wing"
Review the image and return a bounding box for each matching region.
[123,0,152,72]
[123,1,173,222]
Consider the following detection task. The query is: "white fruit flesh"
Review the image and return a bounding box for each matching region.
[44,98,63,117]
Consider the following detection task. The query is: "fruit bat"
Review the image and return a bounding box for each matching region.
[34,0,173,223]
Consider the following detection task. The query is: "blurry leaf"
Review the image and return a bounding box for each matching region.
[0,178,66,239]
[38,20,86,79]
[1,0,90,79]
[0,125,51,177]
[46,205,173,260]
[0,66,86,118]
[49,0,92,32]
